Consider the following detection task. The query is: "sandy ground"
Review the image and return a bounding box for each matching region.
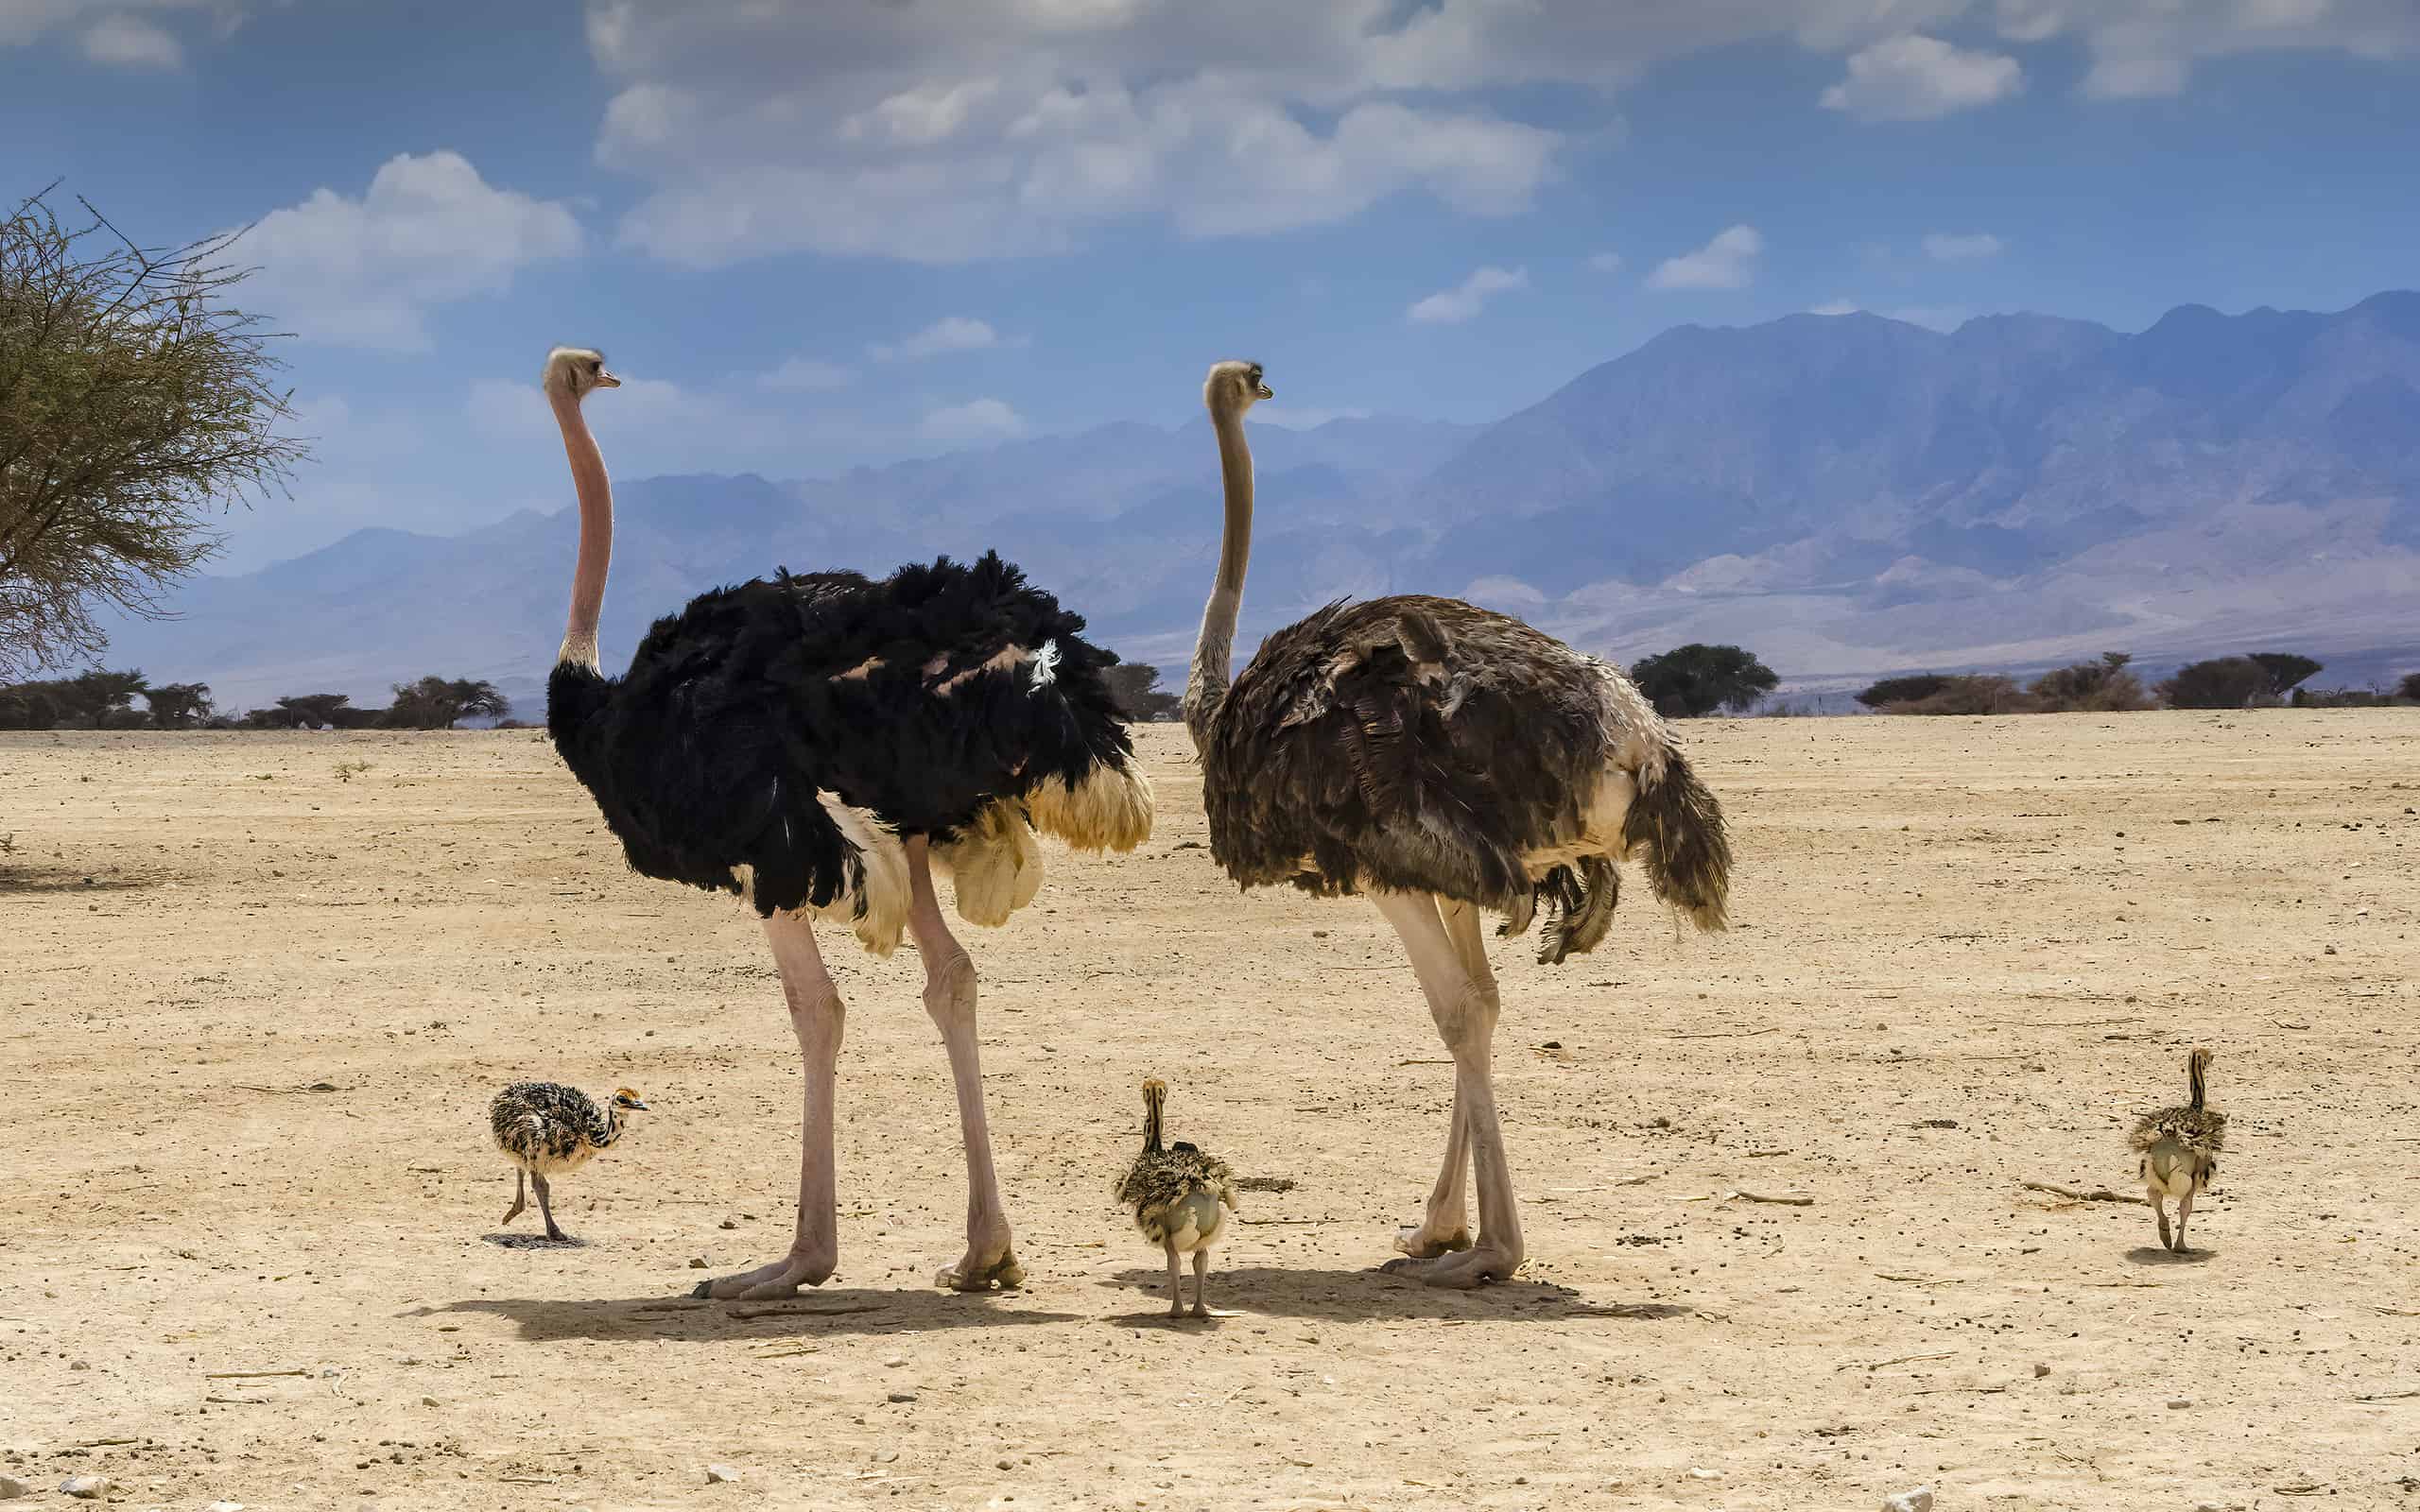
[3,712,2416,1511]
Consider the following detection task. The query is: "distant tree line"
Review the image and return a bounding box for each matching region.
[0,668,510,730]
[1856,651,2420,714]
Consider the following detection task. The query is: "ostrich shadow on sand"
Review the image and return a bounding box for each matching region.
[1100,1265,1694,1327]
[419,1287,1079,1344]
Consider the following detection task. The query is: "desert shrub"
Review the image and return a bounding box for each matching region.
[2030,651,2152,713]
[2400,672,2420,703]
[2249,653,2323,697]
[1855,674,1950,709]
[2290,686,2395,709]
[1881,674,2036,715]
[2158,657,2270,710]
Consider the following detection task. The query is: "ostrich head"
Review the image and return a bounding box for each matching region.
[1203,359,1271,414]
[611,1087,649,1111]
[544,346,621,400]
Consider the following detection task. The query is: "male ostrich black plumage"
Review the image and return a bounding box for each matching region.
[538,346,1152,1301]
[1184,360,1731,1289]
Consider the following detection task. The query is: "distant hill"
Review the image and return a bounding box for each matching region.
[99,294,2420,715]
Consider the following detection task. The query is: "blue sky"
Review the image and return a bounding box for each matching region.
[7,0,2418,570]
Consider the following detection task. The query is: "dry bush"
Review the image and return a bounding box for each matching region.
[1881,674,2038,715]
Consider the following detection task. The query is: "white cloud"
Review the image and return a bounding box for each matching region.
[80,14,181,68]
[921,398,1026,443]
[574,1,2420,266]
[1407,265,1528,324]
[1921,231,2004,260]
[1587,249,1623,274]
[242,151,581,352]
[757,357,854,392]
[1648,225,1762,291]
[871,317,1000,362]
[1821,33,2023,120]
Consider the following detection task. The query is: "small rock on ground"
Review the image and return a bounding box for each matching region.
[704,1464,741,1484]
[0,1475,32,1501]
[60,1475,109,1500]
[1882,1488,1934,1512]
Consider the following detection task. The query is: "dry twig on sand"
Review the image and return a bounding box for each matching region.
[2020,1180,2147,1206]
[1838,1349,1958,1373]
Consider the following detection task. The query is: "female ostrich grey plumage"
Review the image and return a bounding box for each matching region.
[1183,359,1732,1288]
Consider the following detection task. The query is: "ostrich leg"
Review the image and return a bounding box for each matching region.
[532,1173,567,1242]
[907,836,1024,1292]
[1394,899,1491,1259]
[1373,890,1525,1288]
[502,1168,527,1228]
[2172,1188,2194,1253]
[697,911,845,1299]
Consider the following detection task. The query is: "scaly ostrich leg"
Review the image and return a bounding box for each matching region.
[1395,899,1493,1259]
[907,836,1024,1292]
[699,912,844,1299]
[1374,890,1525,1288]
[502,1168,527,1228]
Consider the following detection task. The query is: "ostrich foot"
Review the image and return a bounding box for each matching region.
[936,1244,1025,1293]
[692,1245,836,1301]
[1394,1222,1474,1259]
[1382,1239,1523,1289]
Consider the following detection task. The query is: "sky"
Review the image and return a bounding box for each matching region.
[6,0,2419,571]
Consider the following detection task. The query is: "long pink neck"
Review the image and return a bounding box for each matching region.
[552,386,611,671]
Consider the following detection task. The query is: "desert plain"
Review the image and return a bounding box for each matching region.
[2,712,2415,1510]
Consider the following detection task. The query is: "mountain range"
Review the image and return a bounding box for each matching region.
[99,292,2420,717]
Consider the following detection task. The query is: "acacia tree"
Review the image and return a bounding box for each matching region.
[145,680,212,727]
[1,185,304,679]
[389,676,509,729]
[1101,662,1181,722]
[1630,644,1779,717]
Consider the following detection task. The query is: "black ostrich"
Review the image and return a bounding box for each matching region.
[1183,360,1731,1289]
[539,346,1152,1300]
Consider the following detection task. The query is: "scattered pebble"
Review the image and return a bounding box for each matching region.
[2168,1397,2193,1409]
[888,1391,917,1403]
[60,1475,109,1500]
[2033,1363,2051,1378]
[718,1218,738,1229]
[996,1458,1015,1471]
[1882,1488,1933,1512]
[0,1475,31,1501]
[68,1360,90,1372]
[204,1503,245,1512]
[1686,1468,1722,1480]
[872,1451,899,1465]
[704,1464,740,1485]
[882,1355,908,1368]
[689,1257,709,1268]
[421,1396,439,1407]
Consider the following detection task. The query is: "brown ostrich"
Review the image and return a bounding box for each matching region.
[1182,360,1732,1287]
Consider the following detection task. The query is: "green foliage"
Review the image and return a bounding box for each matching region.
[270,692,353,729]
[144,679,211,728]
[1101,662,1182,723]
[2157,657,2271,710]
[1629,643,1780,718]
[0,664,147,727]
[387,676,509,730]
[2,186,304,678]
[2248,652,2323,696]
[1854,674,1950,710]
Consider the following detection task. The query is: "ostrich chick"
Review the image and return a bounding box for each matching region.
[2129,1047,2225,1252]
[1115,1078,1239,1318]
[492,1081,648,1241]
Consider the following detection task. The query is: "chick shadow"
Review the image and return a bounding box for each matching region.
[1102,1265,1694,1325]
[2125,1246,2216,1265]
[479,1232,590,1251]
[419,1285,1079,1343]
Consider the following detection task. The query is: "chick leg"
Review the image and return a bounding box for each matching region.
[532,1173,567,1242]
[1165,1242,1185,1318]
[2172,1188,2194,1253]
[502,1168,527,1228]
[1189,1248,1211,1319]
[2152,1192,2170,1250]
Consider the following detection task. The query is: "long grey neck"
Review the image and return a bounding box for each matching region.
[552,385,611,673]
[1184,403,1253,744]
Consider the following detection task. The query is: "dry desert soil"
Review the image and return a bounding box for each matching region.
[3,713,2416,1510]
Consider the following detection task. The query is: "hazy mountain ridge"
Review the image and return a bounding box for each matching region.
[97,296,2420,715]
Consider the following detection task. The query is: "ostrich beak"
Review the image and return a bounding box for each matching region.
[1255,383,1273,400]
[597,369,623,388]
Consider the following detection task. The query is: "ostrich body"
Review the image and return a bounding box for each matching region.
[1115,1078,1238,1318]
[492,1080,648,1241]
[539,347,1152,1300]
[2130,1047,2225,1252]
[1184,361,1732,1288]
